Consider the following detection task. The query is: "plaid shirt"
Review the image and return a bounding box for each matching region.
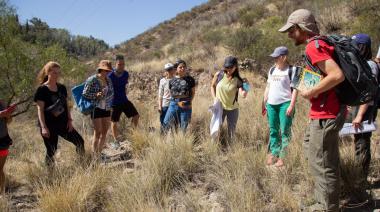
[82,75,114,111]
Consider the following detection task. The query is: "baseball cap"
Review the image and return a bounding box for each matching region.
[352,33,371,46]
[164,63,174,71]
[270,46,289,58]
[223,56,238,68]
[279,9,319,34]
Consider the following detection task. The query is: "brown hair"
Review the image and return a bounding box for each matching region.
[37,61,61,85]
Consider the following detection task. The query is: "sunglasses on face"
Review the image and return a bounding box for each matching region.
[288,24,299,33]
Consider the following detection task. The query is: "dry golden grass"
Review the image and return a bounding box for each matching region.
[37,167,111,212]
[2,71,379,211]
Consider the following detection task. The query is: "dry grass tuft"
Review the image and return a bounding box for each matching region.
[37,166,111,212]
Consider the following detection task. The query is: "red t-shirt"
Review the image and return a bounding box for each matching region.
[305,39,341,119]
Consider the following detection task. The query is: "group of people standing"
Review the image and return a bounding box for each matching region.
[1,9,380,211]
[33,55,140,165]
[158,56,250,139]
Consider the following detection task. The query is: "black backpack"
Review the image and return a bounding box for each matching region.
[304,35,378,106]
[374,61,380,109]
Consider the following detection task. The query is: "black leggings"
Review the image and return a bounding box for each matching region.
[41,123,85,165]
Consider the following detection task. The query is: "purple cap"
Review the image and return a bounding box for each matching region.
[352,33,371,45]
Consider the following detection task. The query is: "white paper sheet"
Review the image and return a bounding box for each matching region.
[339,120,377,137]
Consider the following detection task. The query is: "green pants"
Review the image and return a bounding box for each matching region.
[266,101,294,158]
[303,108,345,212]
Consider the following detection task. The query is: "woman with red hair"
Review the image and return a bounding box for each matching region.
[34,61,85,166]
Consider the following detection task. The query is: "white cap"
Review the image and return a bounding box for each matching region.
[164,63,174,70]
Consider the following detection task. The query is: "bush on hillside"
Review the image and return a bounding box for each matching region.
[237,4,267,27]
[224,27,262,60]
[349,0,380,52]
[201,28,226,46]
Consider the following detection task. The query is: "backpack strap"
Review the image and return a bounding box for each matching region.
[269,66,275,76]
[216,70,224,84]
[308,35,332,49]
[288,65,293,81]
[303,54,323,75]
[288,65,296,92]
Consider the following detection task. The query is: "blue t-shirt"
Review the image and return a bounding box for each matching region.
[108,70,129,106]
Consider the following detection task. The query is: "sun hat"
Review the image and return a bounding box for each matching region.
[97,60,113,72]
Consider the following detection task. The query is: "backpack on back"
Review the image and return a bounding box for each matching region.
[373,61,380,109]
[71,83,94,115]
[304,35,378,106]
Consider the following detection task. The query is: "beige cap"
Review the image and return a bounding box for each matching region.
[279,9,319,34]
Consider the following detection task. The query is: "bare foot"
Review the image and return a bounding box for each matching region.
[266,154,277,165]
[274,158,284,167]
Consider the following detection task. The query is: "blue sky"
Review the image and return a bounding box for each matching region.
[10,0,208,46]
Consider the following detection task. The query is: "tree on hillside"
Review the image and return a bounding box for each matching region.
[18,17,109,58]
[0,1,88,116]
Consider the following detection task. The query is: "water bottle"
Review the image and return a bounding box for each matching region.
[242,82,250,92]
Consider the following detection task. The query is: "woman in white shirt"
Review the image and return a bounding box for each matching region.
[262,46,298,167]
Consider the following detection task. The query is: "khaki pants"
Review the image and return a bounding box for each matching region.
[303,109,345,211]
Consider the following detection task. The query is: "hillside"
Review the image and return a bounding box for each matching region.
[114,0,379,75]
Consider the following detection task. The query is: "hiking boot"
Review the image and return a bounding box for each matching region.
[341,191,370,209]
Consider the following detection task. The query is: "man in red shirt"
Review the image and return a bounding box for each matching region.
[279,9,345,211]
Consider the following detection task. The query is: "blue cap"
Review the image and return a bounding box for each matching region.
[352,33,371,45]
[270,46,288,58]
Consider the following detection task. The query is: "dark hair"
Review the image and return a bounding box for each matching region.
[174,59,186,68]
[357,43,372,61]
[224,66,243,82]
[115,55,124,61]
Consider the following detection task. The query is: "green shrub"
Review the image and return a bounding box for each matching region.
[237,4,267,27]
[349,0,380,52]
[201,27,226,46]
[224,27,263,59]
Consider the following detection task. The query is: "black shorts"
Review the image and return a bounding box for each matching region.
[111,101,139,122]
[0,134,12,150]
[91,108,111,119]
